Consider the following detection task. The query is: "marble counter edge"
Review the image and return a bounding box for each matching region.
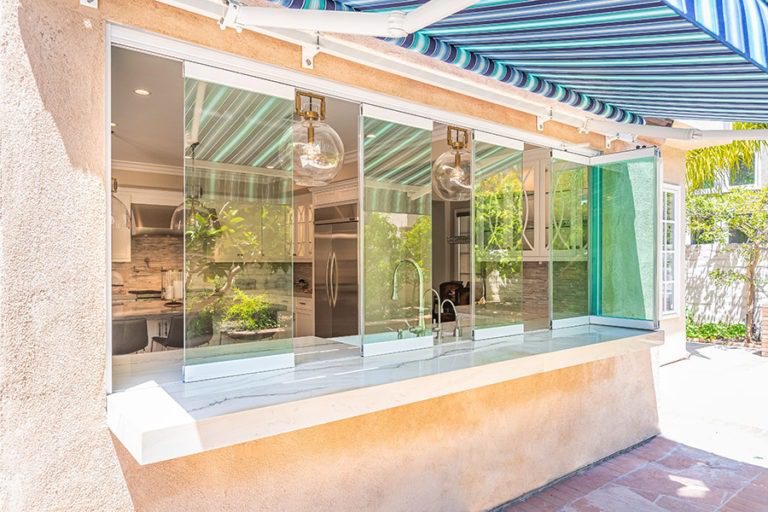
[108,332,663,465]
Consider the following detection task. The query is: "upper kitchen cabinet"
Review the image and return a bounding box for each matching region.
[112,187,132,263]
[294,192,313,262]
[211,201,293,263]
[521,147,551,261]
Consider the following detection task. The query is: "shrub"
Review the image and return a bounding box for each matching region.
[222,289,279,331]
[686,321,747,341]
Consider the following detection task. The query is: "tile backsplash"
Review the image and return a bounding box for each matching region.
[113,235,183,291]
[114,237,314,296]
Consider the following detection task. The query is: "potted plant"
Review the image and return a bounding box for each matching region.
[221,288,281,341]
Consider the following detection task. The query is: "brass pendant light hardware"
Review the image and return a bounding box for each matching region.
[447,125,470,150]
[295,91,327,121]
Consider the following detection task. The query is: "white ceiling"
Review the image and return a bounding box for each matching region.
[111,47,184,167]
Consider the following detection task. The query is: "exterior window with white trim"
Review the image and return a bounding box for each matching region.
[661,185,680,317]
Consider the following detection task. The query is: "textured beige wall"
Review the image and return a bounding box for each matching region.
[115,351,658,512]
[0,0,133,510]
[1,0,659,510]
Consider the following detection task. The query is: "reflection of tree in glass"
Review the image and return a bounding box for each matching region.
[184,197,290,333]
[474,171,523,302]
[551,170,588,251]
[364,212,432,328]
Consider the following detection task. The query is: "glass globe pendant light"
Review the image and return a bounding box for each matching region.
[111,178,130,229]
[170,142,199,232]
[291,91,344,187]
[433,126,472,202]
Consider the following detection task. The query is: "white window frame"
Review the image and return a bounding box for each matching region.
[661,184,681,318]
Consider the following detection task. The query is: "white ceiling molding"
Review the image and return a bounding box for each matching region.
[112,160,183,175]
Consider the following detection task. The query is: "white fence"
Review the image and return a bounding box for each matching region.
[686,244,767,335]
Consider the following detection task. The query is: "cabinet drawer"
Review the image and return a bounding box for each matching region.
[294,297,313,311]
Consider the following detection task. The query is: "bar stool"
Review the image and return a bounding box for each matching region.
[112,318,149,355]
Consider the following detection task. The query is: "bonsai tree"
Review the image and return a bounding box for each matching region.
[687,187,768,345]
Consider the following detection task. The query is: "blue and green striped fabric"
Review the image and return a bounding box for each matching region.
[270,0,768,124]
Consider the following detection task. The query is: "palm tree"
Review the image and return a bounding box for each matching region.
[685,122,768,190]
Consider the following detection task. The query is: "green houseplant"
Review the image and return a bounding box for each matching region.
[221,288,280,340]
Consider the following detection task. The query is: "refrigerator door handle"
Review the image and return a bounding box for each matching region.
[332,251,339,307]
[325,252,332,307]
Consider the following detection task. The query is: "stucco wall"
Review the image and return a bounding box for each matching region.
[1,1,661,510]
[0,0,134,510]
[114,350,658,512]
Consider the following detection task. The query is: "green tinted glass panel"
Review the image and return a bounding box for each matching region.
[362,116,432,346]
[550,159,590,321]
[591,156,657,321]
[473,141,523,331]
[183,78,294,369]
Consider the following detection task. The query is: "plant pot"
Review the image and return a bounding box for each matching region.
[222,328,281,341]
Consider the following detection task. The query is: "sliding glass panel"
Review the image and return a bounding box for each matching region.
[550,157,590,325]
[473,135,524,339]
[361,106,433,356]
[591,152,658,322]
[182,64,295,381]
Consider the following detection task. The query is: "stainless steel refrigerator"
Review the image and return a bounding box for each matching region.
[314,203,359,338]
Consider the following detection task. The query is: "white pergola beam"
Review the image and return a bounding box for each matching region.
[403,0,480,33]
[213,0,480,37]
[234,6,399,37]
[156,0,768,144]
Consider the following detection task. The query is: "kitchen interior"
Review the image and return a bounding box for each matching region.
[109,47,363,370]
[110,46,555,385]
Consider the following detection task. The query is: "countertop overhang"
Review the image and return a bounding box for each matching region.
[108,326,663,465]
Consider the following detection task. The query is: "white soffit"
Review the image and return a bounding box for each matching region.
[474,131,524,151]
[362,104,432,131]
[185,61,294,99]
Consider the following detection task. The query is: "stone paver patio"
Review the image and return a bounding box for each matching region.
[500,436,768,511]
[498,344,768,511]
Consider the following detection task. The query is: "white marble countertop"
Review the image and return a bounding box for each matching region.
[112,300,182,319]
[108,326,663,465]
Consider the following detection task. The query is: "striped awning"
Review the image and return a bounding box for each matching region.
[269,0,768,125]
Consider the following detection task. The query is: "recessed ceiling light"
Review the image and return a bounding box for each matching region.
[110,122,117,127]
[134,89,151,96]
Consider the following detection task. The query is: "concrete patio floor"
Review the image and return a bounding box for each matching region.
[498,343,768,511]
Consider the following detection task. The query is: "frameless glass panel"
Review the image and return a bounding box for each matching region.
[550,158,590,324]
[473,140,524,336]
[361,110,432,355]
[182,70,294,380]
[591,155,657,321]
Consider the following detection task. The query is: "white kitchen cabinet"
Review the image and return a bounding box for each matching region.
[112,190,132,263]
[521,148,551,262]
[293,194,314,262]
[294,296,314,337]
